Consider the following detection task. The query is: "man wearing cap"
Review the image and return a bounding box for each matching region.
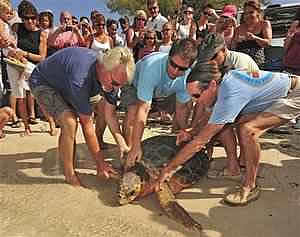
[178,33,259,180]
[156,61,300,206]
[122,39,198,170]
[29,47,135,187]
[146,0,168,40]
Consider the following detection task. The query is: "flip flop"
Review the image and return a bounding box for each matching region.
[223,185,261,206]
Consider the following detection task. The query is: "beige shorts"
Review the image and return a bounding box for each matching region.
[265,78,300,120]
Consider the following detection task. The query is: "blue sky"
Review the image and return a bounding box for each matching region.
[11,0,121,24]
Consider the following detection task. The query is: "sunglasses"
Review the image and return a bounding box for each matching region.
[184,11,194,15]
[149,6,158,11]
[137,18,146,22]
[191,93,201,99]
[111,80,121,87]
[163,28,172,32]
[169,58,189,72]
[23,16,36,21]
[94,23,105,27]
[146,36,155,40]
[203,11,211,16]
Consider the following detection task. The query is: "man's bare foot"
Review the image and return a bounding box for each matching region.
[65,173,86,187]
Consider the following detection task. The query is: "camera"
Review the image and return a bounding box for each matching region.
[65,25,73,31]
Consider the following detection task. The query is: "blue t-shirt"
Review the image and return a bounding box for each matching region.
[133,52,191,104]
[30,47,117,115]
[209,70,291,124]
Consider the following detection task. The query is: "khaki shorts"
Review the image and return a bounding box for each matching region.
[32,85,102,119]
[120,85,176,114]
[265,78,300,120]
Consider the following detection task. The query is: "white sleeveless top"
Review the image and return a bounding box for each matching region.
[159,45,172,53]
[90,39,110,53]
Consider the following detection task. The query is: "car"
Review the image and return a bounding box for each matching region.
[264,0,300,47]
[263,0,300,71]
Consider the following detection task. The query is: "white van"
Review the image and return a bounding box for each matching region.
[264,0,300,47]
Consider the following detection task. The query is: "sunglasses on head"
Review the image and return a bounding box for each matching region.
[23,16,36,21]
[169,58,189,72]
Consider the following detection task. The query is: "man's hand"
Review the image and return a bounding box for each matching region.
[176,129,192,145]
[119,143,130,161]
[124,145,143,171]
[97,159,118,179]
[154,167,174,192]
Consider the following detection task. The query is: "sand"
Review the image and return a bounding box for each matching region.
[0,121,300,237]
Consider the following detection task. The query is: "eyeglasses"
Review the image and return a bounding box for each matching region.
[184,11,194,15]
[111,80,121,87]
[23,16,36,21]
[94,23,105,27]
[191,93,201,99]
[169,58,189,72]
[148,6,158,11]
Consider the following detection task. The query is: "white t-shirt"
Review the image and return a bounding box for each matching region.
[146,13,168,32]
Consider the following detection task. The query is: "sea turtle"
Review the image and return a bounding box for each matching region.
[118,135,210,232]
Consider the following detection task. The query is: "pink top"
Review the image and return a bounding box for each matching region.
[53,31,80,49]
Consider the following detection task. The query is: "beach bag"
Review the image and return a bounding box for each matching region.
[283,32,300,71]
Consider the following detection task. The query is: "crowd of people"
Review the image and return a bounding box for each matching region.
[0,0,300,207]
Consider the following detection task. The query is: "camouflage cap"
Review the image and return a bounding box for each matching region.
[197,33,226,63]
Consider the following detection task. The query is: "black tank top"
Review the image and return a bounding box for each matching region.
[17,23,41,64]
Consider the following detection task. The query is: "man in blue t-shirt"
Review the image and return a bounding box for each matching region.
[30,47,135,186]
[122,39,198,170]
[156,61,300,206]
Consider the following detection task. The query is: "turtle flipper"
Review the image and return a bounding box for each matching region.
[156,183,202,233]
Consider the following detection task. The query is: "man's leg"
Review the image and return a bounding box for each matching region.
[224,112,289,205]
[217,126,240,176]
[94,98,108,148]
[238,112,289,189]
[57,111,79,186]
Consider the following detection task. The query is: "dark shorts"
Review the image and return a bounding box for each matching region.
[120,85,176,114]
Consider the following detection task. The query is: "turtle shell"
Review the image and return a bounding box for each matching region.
[141,135,209,184]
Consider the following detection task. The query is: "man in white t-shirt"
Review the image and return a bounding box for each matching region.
[146,0,168,40]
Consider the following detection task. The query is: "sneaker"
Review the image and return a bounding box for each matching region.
[293,119,300,129]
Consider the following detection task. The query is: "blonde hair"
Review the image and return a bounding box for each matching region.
[97,47,136,84]
[0,0,12,13]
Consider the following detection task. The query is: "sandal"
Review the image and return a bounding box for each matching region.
[223,185,260,206]
[207,168,242,181]
[11,120,21,128]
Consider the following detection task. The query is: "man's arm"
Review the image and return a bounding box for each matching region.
[156,123,224,188]
[125,100,151,169]
[174,100,191,129]
[103,99,129,157]
[79,114,117,178]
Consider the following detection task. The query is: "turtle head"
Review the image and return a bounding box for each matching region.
[118,171,142,205]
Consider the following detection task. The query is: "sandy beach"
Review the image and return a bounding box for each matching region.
[0,120,300,237]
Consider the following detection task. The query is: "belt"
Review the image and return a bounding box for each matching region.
[290,75,299,90]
